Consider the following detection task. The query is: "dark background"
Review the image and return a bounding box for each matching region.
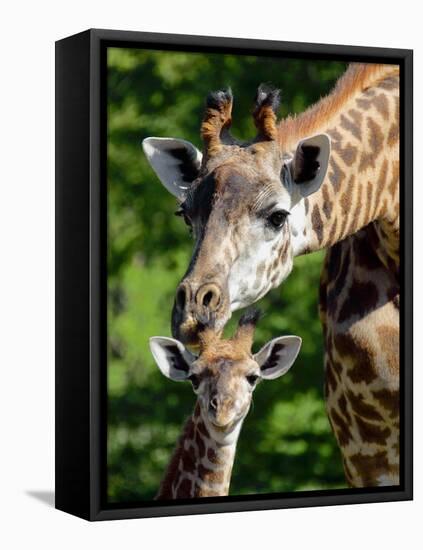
[107,47,348,502]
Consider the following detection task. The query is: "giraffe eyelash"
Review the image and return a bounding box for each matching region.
[266,209,290,230]
[257,202,291,219]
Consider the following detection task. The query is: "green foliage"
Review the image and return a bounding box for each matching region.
[107,47,348,502]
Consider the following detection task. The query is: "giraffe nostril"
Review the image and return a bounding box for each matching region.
[196,283,221,310]
[210,396,218,411]
[176,285,188,311]
[203,291,213,307]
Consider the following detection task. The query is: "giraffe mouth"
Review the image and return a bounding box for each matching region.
[210,417,238,432]
[211,422,232,433]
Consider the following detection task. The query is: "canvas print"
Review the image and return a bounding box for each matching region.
[106,48,400,503]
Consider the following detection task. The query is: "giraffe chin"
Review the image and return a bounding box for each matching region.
[210,420,234,431]
[206,409,238,431]
[201,412,246,445]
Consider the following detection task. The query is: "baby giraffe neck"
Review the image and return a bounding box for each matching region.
[156,403,240,499]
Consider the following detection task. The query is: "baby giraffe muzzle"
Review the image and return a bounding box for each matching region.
[150,311,302,499]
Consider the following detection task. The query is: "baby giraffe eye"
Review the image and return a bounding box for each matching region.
[189,374,200,389]
[246,374,259,386]
[268,210,289,229]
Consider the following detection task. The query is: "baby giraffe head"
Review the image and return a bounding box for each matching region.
[149,310,302,444]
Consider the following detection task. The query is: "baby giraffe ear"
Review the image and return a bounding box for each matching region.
[254,336,302,380]
[286,133,331,198]
[149,336,196,381]
[142,137,203,200]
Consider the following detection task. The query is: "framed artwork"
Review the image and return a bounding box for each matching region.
[55,28,413,521]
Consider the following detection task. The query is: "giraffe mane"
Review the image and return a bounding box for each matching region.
[278,63,400,150]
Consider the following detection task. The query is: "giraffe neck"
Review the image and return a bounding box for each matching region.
[156,403,240,499]
[285,64,399,264]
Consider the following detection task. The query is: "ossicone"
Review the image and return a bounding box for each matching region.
[253,83,281,141]
[234,308,262,352]
[200,87,235,158]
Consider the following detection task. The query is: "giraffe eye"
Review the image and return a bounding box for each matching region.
[268,210,289,229]
[246,374,259,386]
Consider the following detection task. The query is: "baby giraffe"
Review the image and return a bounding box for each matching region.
[149,310,302,499]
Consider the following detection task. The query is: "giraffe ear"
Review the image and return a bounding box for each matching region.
[142,137,202,200]
[254,336,302,380]
[285,133,331,198]
[149,337,196,381]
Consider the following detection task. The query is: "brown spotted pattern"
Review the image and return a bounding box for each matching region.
[320,225,399,487]
[169,64,400,488]
[156,314,267,499]
[156,403,236,499]
[277,64,400,487]
[296,74,400,255]
[302,69,401,487]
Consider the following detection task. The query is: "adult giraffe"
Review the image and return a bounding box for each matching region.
[143,63,400,487]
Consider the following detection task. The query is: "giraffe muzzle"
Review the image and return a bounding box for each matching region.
[208,395,236,429]
[171,280,230,345]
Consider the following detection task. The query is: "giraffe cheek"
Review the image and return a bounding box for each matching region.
[228,273,258,310]
[236,395,251,417]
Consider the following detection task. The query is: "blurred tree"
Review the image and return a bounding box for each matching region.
[107,47,348,502]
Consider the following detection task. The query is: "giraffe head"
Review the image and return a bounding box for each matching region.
[143,86,330,345]
[149,310,302,444]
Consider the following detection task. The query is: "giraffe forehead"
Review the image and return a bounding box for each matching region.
[194,353,256,378]
[187,163,286,220]
[206,140,282,169]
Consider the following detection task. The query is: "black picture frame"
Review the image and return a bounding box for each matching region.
[55,28,413,521]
